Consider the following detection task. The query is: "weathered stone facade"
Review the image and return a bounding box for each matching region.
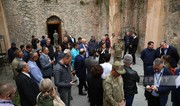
[0,0,179,58]
[1,0,108,46]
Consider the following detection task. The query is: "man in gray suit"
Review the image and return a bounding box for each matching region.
[53,53,74,106]
[39,47,54,79]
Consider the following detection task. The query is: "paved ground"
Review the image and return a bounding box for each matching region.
[0,55,172,106]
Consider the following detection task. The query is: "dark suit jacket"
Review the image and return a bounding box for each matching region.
[144,66,172,106]
[155,46,179,68]
[155,47,164,58]
[16,73,39,106]
[85,57,98,76]
[46,44,54,60]
[61,41,68,52]
[165,46,179,68]
[39,53,53,77]
[68,37,76,44]
[74,55,87,79]
[130,36,139,48]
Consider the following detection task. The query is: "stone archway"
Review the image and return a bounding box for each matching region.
[46,15,62,45]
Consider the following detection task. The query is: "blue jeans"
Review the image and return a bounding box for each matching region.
[125,95,134,106]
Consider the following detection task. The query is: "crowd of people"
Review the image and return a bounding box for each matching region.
[0,31,179,106]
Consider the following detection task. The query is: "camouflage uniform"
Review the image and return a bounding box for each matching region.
[103,74,124,106]
[113,41,124,62]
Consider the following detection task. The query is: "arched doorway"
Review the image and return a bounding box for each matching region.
[46,15,62,45]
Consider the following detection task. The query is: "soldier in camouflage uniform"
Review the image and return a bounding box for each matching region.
[103,61,126,106]
[113,37,124,62]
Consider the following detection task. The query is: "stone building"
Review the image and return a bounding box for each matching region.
[0,0,179,56]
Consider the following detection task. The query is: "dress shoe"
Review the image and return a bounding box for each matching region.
[79,92,87,96]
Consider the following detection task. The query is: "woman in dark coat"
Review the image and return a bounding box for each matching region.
[87,65,104,106]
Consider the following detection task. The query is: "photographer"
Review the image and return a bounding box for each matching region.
[31,35,39,51]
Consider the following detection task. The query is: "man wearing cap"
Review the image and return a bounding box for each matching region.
[103,61,125,106]
[8,42,18,63]
[113,37,124,62]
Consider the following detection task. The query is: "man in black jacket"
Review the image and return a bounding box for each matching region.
[129,32,139,64]
[15,61,39,106]
[122,54,139,106]
[123,31,133,58]
[141,41,156,74]
[46,38,54,60]
[158,40,179,68]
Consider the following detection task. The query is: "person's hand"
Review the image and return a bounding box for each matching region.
[50,60,54,64]
[152,85,158,92]
[146,85,152,92]
[71,70,76,76]
[52,87,57,98]
[70,81,75,85]
[95,52,99,56]
[120,100,125,106]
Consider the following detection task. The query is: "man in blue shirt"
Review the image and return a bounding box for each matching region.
[28,52,43,86]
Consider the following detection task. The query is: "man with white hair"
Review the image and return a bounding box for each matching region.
[122,54,139,106]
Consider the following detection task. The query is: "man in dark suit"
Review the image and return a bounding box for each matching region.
[61,36,69,52]
[129,32,139,64]
[74,48,88,95]
[123,31,133,58]
[144,58,172,106]
[45,38,54,60]
[159,41,179,68]
[15,61,39,106]
[39,47,54,79]
[68,33,76,45]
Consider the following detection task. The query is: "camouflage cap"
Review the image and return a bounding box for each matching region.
[112,61,126,75]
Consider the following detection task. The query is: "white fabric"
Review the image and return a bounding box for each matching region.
[101,62,112,79]
[22,72,31,78]
[175,75,180,88]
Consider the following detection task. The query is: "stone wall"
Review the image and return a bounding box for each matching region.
[2,0,109,47]
[164,0,180,64]
[109,0,148,52]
